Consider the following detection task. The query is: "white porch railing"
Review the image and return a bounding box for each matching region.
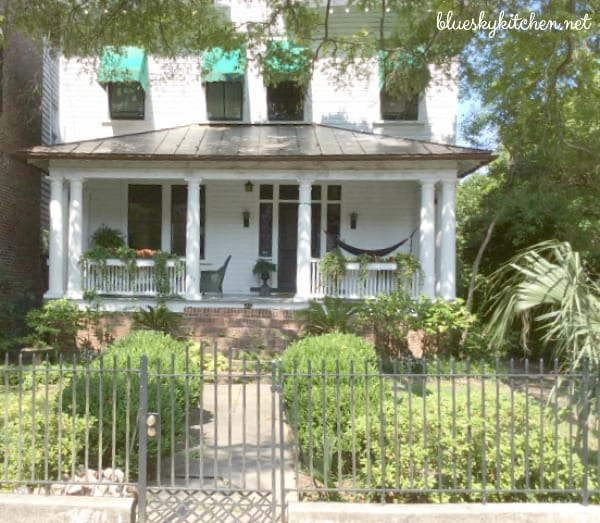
[82,259,186,296]
[310,259,420,299]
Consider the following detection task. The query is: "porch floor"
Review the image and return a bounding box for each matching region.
[78,293,308,312]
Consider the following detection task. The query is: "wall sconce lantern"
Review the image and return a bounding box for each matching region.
[242,210,251,228]
[350,212,358,229]
[245,181,254,192]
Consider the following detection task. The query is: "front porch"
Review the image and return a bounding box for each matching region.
[46,176,452,305]
[19,124,494,307]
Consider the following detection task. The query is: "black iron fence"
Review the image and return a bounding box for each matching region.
[1,351,599,518]
[282,358,600,504]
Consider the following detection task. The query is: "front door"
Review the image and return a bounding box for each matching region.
[278,203,297,292]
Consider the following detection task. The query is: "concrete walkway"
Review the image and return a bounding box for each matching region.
[147,380,296,522]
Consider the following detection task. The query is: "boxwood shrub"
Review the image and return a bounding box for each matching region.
[61,330,200,477]
[282,333,386,486]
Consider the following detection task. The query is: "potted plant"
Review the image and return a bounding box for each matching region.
[320,247,347,295]
[90,225,126,249]
[253,258,277,296]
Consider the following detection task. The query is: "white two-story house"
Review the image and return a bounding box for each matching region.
[18,1,493,309]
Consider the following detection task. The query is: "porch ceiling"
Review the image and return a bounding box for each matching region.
[17,123,494,176]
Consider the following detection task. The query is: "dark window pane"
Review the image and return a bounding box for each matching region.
[279,185,299,200]
[259,203,273,257]
[109,82,145,119]
[260,184,273,200]
[311,203,321,258]
[128,185,161,250]
[327,185,341,201]
[267,81,305,121]
[170,185,206,258]
[311,185,321,201]
[326,203,340,251]
[380,89,419,121]
[206,81,243,121]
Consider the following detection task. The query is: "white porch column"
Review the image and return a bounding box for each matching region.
[439,180,457,300]
[161,183,172,253]
[295,180,312,300]
[185,177,202,300]
[46,176,65,298]
[66,178,84,299]
[419,181,436,298]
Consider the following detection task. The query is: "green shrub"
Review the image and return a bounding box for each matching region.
[62,331,200,476]
[294,297,362,336]
[132,303,180,334]
[282,333,385,489]
[0,372,88,489]
[23,299,86,353]
[359,290,484,361]
[352,381,589,502]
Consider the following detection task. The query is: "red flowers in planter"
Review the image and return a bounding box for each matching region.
[135,249,157,259]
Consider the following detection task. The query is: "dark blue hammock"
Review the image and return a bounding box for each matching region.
[326,230,416,258]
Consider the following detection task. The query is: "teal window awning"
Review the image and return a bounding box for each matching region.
[378,48,426,90]
[201,48,246,83]
[97,47,148,91]
[264,40,310,78]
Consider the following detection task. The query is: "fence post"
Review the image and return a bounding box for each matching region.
[138,356,149,523]
[272,359,285,523]
[581,359,590,505]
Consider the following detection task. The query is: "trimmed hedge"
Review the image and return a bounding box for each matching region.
[282,333,385,485]
[62,331,200,476]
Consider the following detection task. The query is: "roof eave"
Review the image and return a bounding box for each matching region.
[18,151,496,164]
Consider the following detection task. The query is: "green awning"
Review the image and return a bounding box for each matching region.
[264,40,310,76]
[97,47,148,90]
[378,49,425,90]
[201,48,246,82]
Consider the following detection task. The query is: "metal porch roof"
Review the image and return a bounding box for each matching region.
[17,124,495,176]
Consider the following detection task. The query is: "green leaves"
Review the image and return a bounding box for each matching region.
[486,240,600,366]
[295,297,362,336]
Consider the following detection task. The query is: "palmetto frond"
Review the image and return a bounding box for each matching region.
[486,240,600,364]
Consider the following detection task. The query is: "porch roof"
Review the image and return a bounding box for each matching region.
[18,124,494,176]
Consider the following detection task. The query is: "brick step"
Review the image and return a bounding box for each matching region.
[192,326,297,341]
[183,308,295,321]
[197,336,289,355]
[179,308,301,354]
[181,317,298,329]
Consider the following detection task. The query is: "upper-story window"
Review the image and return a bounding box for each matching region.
[202,48,246,122]
[380,89,419,121]
[97,46,148,121]
[108,83,145,120]
[267,81,304,121]
[264,41,309,122]
[206,81,243,121]
[378,48,424,122]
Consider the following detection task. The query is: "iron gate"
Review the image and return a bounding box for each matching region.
[136,356,288,523]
